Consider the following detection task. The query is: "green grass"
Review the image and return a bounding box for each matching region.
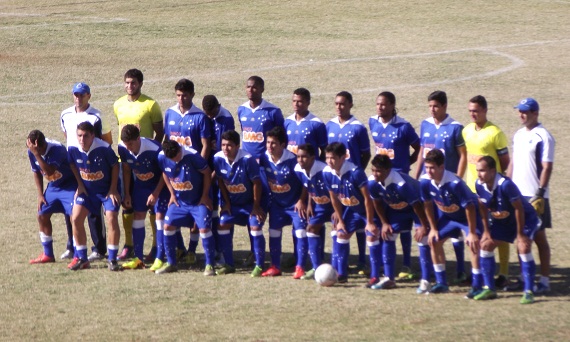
[1,0,570,340]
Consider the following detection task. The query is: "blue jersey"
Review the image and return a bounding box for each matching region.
[28,139,77,190]
[294,160,332,211]
[118,138,163,191]
[369,115,419,173]
[419,115,464,173]
[164,103,212,153]
[68,138,118,195]
[285,112,328,155]
[420,170,478,223]
[322,161,368,216]
[368,170,420,222]
[259,149,303,208]
[213,149,260,207]
[158,147,209,206]
[326,116,370,168]
[476,174,538,229]
[210,105,235,152]
[238,99,284,159]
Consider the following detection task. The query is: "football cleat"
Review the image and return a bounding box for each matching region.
[416,279,432,294]
[495,274,509,289]
[122,257,145,270]
[365,277,380,289]
[60,250,73,260]
[216,265,236,275]
[155,263,178,275]
[107,259,121,272]
[149,259,164,272]
[117,246,134,261]
[261,265,282,277]
[29,253,55,264]
[465,287,483,299]
[184,252,197,265]
[251,266,263,278]
[520,291,535,304]
[533,282,550,295]
[474,287,498,301]
[371,277,396,290]
[292,266,305,279]
[301,268,316,280]
[67,257,79,269]
[144,246,157,263]
[357,263,370,277]
[397,266,418,280]
[429,283,449,294]
[243,252,255,267]
[87,251,105,262]
[69,258,90,271]
[203,264,216,276]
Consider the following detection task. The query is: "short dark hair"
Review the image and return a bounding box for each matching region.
[371,154,392,170]
[378,91,396,106]
[325,142,346,158]
[28,130,46,148]
[336,91,353,104]
[124,68,144,83]
[175,78,194,93]
[77,121,95,135]
[424,149,445,166]
[428,90,447,106]
[266,126,287,145]
[248,76,264,89]
[221,130,240,146]
[469,95,487,110]
[202,95,220,112]
[121,124,140,142]
[297,143,315,157]
[293,88,311,102]
[478,155,496,169]
[162,140,181,159]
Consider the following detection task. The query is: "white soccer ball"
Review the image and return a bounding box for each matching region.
[314,263,338,286]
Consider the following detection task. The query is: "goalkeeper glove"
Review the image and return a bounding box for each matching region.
[529,187,545,216]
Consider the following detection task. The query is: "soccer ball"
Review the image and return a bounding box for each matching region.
[314,263,338,286]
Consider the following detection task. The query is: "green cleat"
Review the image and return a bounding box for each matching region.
[520,291,535,304]
[251,266,263,278]
[184,252,197,265]
[301,268,316,280]
[155,263,178,275]
[397,266,418,280]
[216,265,236,275]
[474,287,498,301]
[465,287,483,299]
[149,259,164,272]
[203,264,216,276]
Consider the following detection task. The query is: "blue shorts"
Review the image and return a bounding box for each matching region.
[436,215,482,240]
[132,186,170,215]
[39,187,75,216]
[490,215,541,243]
[269,205,307,231]
[165,203,212,229]
[524,196,552,229]
[341,209,367,234]
[220,205,264,228]
[308,206,334,226]
[75,192,120,214]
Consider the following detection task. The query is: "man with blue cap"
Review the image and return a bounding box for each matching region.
[507,97,555,294]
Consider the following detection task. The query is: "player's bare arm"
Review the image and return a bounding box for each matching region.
[329,189,346,233]
[456,145,467,178]
[294,187,308,220]
[251,178,266,222]
[412,201,429,242]
[217,177,232,215]
[464,203,480,254]
[198,166,213,211]
[152,121,165,143]
[512,198,532,253]
[121,161,133,209]
[106,163,121,207]
[162,172,178,207]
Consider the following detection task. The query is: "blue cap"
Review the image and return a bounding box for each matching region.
[514,97,539,112]
[72,82,90,95]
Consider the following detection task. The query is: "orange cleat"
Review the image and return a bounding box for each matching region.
[261,265,282,277]
[29,253,55,264]
[292,266,305,279]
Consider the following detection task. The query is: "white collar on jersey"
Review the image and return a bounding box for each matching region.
[82,137,108,154]
[294,159,327,179]
[330,115,360,128]
[326,160,357,178]
[476,173,505,194]
[286,112,320,123]
[425,114,460,128]
[220,148,250,166]
[170,103,203,116]
[120,138,159,158]
[383,169,405,188]
[42,139,63,157]
[429,170,457,188]
[265,148,296,165]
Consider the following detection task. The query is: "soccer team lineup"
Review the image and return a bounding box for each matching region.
[27,68,555,305]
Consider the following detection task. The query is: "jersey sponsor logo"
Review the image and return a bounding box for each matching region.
[134,171,154,181]
[269,181,291,193]
[339,194,360,206]
[242,131,264,143]
[226,183,247,193]
[490,210,510,219]
[422,146,445,158]
[80,170,104,181]
[312,195,331,205]
[434,200,459,213]
[171,181,193,191]
[44,170,63,182]
[170,135,192,147]
[287,144,298,154]
[388,201,409,210]
[375,145,395,159]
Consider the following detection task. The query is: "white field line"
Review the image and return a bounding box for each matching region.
[0,39,568,105]
[0,15,127,30]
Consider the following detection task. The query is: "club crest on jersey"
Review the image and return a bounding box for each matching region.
[80,170,104,181]
[171,181,193,191]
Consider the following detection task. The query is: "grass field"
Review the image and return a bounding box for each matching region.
[1,0,570,340]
